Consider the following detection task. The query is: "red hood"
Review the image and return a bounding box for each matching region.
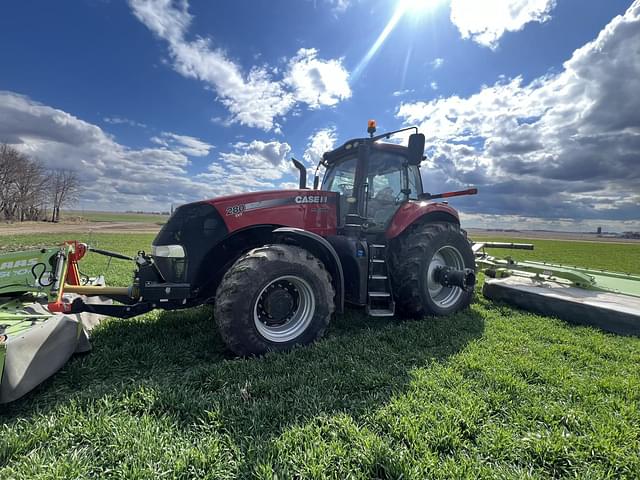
[199,189,339,237]
[202,189,310,207]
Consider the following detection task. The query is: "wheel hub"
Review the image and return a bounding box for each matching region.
[253,275,316,343]
[258,282,299,325]
[426,245,466,309]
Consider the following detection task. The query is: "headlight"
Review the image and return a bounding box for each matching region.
[151,244,186,258]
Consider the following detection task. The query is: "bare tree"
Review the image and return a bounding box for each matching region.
[0,144,81,223]
[16,159,47,221]
[50,169,80,222]
[0,144,27,221]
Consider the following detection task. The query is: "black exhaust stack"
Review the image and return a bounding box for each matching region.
[292,158,307,189]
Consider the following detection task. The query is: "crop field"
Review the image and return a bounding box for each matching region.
[1,233,639,479]
[60,210,168,224]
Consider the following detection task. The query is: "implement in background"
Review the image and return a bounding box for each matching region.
[474,242,640,335]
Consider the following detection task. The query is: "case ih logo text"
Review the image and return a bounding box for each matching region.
[295,195,328,204]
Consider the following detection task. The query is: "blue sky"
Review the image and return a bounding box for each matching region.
[1,0,638,231]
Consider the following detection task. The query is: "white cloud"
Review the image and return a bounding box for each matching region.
[396,1,640,226]
[430,81,438,90]
[221,140,291,171]
[279,181,300,190]
[150,132,214,157]
[210,116,232,127]
[392,89,414,97]
[284,48,351,109]
[450,0,556,49]
[197,140,295,195]
[296,127,338,187]
[104,116,147,128]
[303,127,337,166]
[129,0,351,131]
[0,91,285,211]
[323,0,352,14]
[431,58,444,69]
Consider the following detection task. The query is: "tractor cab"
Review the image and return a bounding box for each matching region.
[318,122,426,232]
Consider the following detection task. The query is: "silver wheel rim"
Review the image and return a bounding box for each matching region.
[426,245,465,309]
[253,275,316,343]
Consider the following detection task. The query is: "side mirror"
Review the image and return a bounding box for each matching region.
[407,133,425,166]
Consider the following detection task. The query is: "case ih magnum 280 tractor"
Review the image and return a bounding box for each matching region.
[5,123,640,402]
[6,122,640,404]
[75,122,478,356]
[84,121,478,355]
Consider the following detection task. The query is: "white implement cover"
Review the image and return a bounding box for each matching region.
[483,276,640,336]
[0,295,112,404]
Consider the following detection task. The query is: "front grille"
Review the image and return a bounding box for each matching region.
[153,202,227,284]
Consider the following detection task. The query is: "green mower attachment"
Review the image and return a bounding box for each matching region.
[0,246,61,297]
[0,242,111,403]
[474,242,640,336]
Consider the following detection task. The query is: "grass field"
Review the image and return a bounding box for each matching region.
[60,210,168,224]
[1,234,639,479]
[472,236,640,274]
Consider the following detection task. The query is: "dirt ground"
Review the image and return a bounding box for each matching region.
[0,221,162,236]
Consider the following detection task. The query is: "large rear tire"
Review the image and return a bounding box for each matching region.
[389,222,475,318]
[214,244,335,356]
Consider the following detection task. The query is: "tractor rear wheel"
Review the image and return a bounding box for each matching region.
[214,244,335,356]
[389,221,474,318]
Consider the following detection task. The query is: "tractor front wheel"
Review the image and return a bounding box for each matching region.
[389,221,475,318]
[214,244,335,356]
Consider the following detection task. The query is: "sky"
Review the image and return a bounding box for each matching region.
[0,0,638,232]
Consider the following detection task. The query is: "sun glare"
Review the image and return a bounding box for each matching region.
[350,0,444,83]
[397,0,443,15]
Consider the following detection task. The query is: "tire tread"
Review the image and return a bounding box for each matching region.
[214,244,335,356]
[389,221,474,318]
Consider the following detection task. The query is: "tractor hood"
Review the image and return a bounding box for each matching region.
[204,189,339,237]
[152,190,338,285]
[204,189,334,210]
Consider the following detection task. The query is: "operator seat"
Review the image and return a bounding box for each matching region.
[367,187,397,229]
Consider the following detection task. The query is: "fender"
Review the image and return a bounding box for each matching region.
[273,227,345,314]
[385,201,460,239]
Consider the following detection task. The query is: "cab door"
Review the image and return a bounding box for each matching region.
[322,157,357,227]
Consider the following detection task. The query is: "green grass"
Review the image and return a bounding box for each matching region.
[1,234,639,479]
[473,236,640,274]
[60,210,168,223]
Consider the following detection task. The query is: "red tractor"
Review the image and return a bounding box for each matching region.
[73,122,478,355]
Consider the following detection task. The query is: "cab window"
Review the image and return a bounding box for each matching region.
[323,157,356,196]
[366,152,420,228]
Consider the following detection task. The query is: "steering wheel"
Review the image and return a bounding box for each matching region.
[337,183,353,195]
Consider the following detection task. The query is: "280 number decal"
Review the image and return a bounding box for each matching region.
[225,204,245,216]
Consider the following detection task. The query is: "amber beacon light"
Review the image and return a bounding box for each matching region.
[367,119,377,136]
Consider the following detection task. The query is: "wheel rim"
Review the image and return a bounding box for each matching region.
[426,245,465,309]
[253,275,316,343]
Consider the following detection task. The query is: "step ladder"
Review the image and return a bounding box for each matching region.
[366,244,395,317]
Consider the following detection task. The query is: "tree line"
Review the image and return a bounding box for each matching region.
[0,144,80,222]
